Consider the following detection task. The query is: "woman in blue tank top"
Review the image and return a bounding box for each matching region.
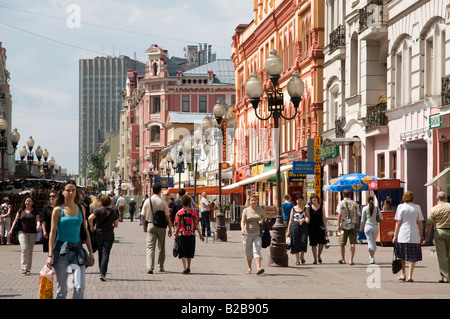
[46,181,94,299]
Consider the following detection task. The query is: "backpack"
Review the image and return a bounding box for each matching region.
[171,199,183,223]
[150,198,168,229]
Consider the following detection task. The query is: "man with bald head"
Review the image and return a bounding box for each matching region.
[425,191,450,283]
[199,192,215,237]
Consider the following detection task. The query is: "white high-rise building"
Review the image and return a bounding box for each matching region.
[78,55,145,181]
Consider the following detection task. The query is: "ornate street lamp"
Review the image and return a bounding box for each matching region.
[192,128,211,200]
[201,101,237,242]
[245,49,304,267]
[0,115,20,181]
[144,162,158,196]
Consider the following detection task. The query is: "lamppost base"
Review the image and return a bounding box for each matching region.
[215,209,227,242]
[215,225,227,242]
[268,244,289,267]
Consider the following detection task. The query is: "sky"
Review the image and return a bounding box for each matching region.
[0,0,254,176]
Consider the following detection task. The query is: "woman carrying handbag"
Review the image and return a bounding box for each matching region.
[46,181,95,299]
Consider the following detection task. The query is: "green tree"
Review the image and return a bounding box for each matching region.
[88,152,105,182]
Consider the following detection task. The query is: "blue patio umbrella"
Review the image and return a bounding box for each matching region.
[322,173,378,192]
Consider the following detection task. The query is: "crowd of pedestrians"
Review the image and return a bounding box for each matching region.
[1,183,449,299]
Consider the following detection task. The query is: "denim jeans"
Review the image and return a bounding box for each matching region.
[95,231,114,276]
[201,212,211,236]
[53,245,86,299]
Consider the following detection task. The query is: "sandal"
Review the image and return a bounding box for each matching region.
[338,259,346,264]
[296,261,300,265]
[397,276,406,281]
[256,269,265,275]
[318,258,322,264]
[21,269,27,275]
[301,259,305,264]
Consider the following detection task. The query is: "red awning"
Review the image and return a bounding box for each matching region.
[163,186,244,196]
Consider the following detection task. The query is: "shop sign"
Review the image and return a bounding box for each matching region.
[319,145,340,159]
[264,206,278,218]
[429,113,442,129]
[288,170,306,182]
[293,161,315,175]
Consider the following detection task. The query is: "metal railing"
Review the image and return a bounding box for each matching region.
[359,2,385,32]
[335,117,346,138]
[329,25,345,52]
[366,102,388,129]
[442,75,450,106]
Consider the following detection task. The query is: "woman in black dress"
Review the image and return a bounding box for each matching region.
[286,195,310,265]
[307,194,327,264]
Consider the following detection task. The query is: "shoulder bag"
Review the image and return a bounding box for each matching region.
[150,198,168,229]
[78,204,89,243]
[392,245,402,274]
[261,224,271,249]
[173,235,180,258]
[12,210,23,234]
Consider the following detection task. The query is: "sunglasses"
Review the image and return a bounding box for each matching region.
[49,195,56,198]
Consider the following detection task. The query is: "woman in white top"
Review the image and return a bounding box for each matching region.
[360,196,383,264]
[392,191,424,282]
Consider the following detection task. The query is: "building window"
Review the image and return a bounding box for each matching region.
[135,132,140,148]
[152,96,161,113]
[199,96,207,112]
[390,151,397,179]
[378,153,385,178]
[350,33,358,96]
[424,22,445,97]
[150,126,160,142]
[182,96,190,112]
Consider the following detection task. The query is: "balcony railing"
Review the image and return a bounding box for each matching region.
[442,75,450,106]
[359,2,385,32]
[335,117,346,138]
[366,102,388,129]
[329,25,345,52]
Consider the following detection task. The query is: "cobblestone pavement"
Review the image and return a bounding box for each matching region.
[0,219,448,309]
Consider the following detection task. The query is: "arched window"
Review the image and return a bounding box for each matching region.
[150,126,160,142]
[422,19,445,97]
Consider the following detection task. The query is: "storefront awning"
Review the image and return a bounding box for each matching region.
[425,167,450,190]
[222,164,293,190]
[322,137,360,146]
[163,185,244,196]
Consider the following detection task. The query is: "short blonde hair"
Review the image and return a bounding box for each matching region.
[403,191,414,203]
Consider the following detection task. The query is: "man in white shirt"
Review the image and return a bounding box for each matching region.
[115,193,127,222]
[142,183,173,273]
[337,189,360,265]
[199,192,215,237]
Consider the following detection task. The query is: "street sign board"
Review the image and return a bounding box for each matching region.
[293,161,315,175]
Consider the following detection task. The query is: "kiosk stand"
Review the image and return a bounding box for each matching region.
[368,179,404,246]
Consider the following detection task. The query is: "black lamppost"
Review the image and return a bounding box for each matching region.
[0,115,20,181]
[201,101,237,242]
[19,136,41,174]
[160,153,175,189]
[245,49,304,267]
[143,162,158,196]
[174,144,188,190]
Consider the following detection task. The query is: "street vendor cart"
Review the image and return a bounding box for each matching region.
[368,179,404,246]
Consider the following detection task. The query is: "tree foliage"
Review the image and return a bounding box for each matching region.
[88,152,105,181]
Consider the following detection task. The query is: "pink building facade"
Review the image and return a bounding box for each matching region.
[122,44,236,195]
